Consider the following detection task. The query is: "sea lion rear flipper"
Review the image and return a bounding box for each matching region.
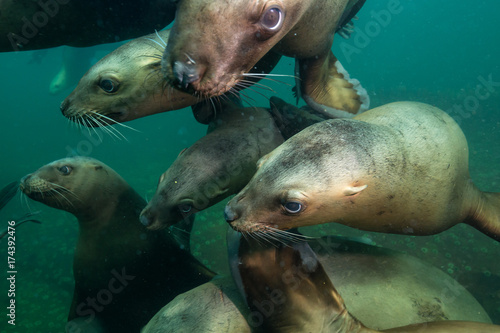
[467,191,500,242]
[296,50,370,119]
[268,96,325,140]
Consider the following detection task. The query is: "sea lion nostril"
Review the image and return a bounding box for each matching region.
[139,213,151,226]
[173,60,199,89]
[224,205,238,222]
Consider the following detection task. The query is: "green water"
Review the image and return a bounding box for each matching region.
[1,1,499,332]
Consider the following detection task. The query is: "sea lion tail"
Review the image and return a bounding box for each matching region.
[466,191,500,242]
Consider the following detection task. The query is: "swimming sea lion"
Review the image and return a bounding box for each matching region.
[225,102,500,241]
[143,233,492,332]
[20,157,215,332]
[230,230,500,332]
[61,30,282,127]
[60,29,199,127]
[139,98,284,230]
[161,0,370,118]
[1,0,176,52]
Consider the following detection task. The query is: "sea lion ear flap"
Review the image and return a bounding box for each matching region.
[343,184,367,196]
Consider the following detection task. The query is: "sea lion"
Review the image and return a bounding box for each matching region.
[230,230,500,332]
[19,157,215,332]
[1,0,176,52]
[60,29,199,127]
[139,98,284,230]
[225,102,500,241]
[161,0,370,118]
[61,30,282,127]
[143,233,493,332]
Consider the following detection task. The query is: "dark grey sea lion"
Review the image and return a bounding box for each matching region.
[1,0,176,52]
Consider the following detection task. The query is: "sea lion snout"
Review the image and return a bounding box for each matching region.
[60,99,69,115]
[224,204,239,223]
[139,206,167,230]
[19,174,31,191]
[172,59,201,91]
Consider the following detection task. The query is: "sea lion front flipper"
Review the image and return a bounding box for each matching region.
[296,50,370,118]
[0,181,18,211]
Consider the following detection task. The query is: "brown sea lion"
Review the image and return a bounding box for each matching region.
[139,98,284,230]
[143,233,493,332]
[1,0,176,52]
[230,231,500,332]
[60,29,199,127]
[161,0,370,118]
[225,102,500,241]
[60,29,282,127]
[19,157,215,332]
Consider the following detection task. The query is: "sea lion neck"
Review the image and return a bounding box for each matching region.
[76,187,145,231]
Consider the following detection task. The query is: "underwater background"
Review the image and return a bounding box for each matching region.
[0,0,499,331]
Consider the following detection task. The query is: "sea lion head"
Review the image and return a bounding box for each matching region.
[162,0,297,97]
[224,119,370,233]
[20,156,129,221]
[60,30,197,127]
[140,141,246,230]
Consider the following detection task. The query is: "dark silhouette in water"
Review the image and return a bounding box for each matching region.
[0,181,18,210]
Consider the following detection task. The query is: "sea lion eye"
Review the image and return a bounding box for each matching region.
[261,7,283,30]
[178,203,192,213]
[58,166,72,175]
[99,79,118,93]
[283,201,302,214]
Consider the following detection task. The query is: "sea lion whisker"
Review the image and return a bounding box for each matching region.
[84,116,105,141]
[155,29,167,47]
[236,84,272,103]
[19,191,33,212]
[80,116,95,137]
[49,188,72,207]
[234,88,261,107]
[90,111,140,133]
[92,116,123,141]
[265,226,316,242]
[246,230,265,246]
[47,182,82,203]
[240,73,295,87]
[238,79,276,93]
[242,72,297,80]
[256,230,284,247]
[86,114,116,138]
[146,38,166,50]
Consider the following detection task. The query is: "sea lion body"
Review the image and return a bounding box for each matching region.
[162,0,369,117]
[140,100,284,230]
[1,0,176,52]
[225,102,500,241]
[230,232,499,332]
[61,29,199,126]
[20,157,214,332]
[143,235,492,332]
